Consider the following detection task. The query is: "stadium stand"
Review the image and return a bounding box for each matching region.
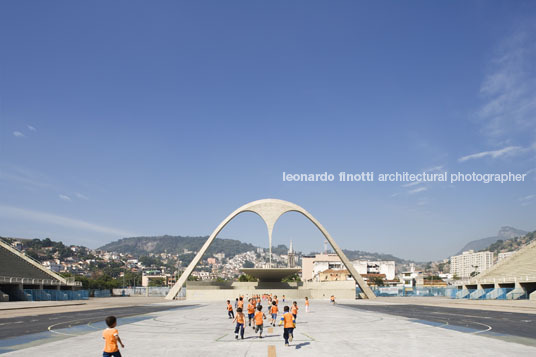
[456,239,536,300]
[0,239,81,301]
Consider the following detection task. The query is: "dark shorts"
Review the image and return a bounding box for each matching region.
[271,313,277,319]
[248,313,254,319]
[255,324,263,333]
[103,351,122,357]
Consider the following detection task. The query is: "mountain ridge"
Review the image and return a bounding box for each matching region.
[98,235,412,263]
[456,226,528,255]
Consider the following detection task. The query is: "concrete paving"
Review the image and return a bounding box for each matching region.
[0,304,193,340]
[0,300,86,311]
[2,299,536,356]
[0,297,166,319]
[373,296,536,314]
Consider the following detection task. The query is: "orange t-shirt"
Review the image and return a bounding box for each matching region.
[227,303,233,311]
[247,304,255,314]
[283,312,294,328]
[102,328,119,353]
[236,312,245,324]
[238,300,244,309]
[254,311,264,325]
[270,305,278,314]
[251,298,256,306]
[291,305,298,315]
[305,300,309,306]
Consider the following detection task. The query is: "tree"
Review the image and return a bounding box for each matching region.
[148,277,166,287]
[369,277,384,286]
[243,260,255,268]
[238,274,257,282]
[282,273,301,283]
[139,256,161,267]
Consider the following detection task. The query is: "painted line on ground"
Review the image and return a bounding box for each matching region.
[431,311,493,319]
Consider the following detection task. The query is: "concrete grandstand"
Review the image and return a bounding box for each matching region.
[0,239,81,302]
[456,239,536,300]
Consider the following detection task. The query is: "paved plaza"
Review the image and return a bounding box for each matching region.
[2,298,536,356]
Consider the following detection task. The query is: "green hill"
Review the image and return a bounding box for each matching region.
[342,249,412,264]
[481,230,536,255]
[97,235,258,258]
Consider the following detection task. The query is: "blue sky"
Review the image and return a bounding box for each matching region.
[1,1,535,261]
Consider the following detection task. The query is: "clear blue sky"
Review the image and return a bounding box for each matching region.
[1,1,535,261]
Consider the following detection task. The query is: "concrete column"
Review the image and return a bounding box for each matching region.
[506,280,526,300]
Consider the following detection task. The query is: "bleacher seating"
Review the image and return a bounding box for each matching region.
[475,240,536,282]
[0,241,60,281]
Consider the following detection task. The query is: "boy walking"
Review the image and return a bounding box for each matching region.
[102,315,124,357]
[281,306,295,346]
[232,307,245,339]
[254,304,266,338]
[227,300,234,319]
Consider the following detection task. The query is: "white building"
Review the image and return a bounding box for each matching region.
[352,260,396,280]
[43,260,62,273]
[450,250,494,278]
[498,251,515,261]
[302,253,396,281]
[399,263,423,288]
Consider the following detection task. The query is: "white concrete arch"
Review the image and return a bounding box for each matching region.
[165,198,376,299]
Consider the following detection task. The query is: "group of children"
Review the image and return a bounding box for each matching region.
[227,294,307,346]
[99,295,319,355]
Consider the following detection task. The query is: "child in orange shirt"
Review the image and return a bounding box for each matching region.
[305,297,310,313]
[247,299,256,327]
[291,301,298,321]
[254,304,266,338]
[270,301,278,326]
[238,296,244,310]
[227,300,234,319]
[102,316,124,357]
[232,307,245,339]
[280,306,295,346]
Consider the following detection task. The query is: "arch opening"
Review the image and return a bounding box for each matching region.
[165,199,376,300]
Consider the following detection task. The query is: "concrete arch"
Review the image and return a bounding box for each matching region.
[165,199,376,299]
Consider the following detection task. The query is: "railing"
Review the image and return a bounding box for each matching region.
[24,289,89,301]
[508,290,528,300]
[366,286,529,300]
[0,275,82,286]
[111,287,181,297]
[369,287,459,298]
[455,240,536,285]
[455,275,536,286]
[0,239,69,284]
[92,289,112,298]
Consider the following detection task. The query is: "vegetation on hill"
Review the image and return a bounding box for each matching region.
[457,226,528,255]
[98,235,257,258]
[481,230,536,255]
[1,236,95,261]
[341,249,411,264]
